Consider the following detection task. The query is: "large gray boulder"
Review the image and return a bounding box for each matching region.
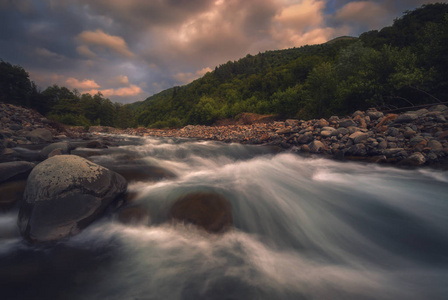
[18,155,127,242]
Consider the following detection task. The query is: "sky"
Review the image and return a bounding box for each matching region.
[0,0,441,104]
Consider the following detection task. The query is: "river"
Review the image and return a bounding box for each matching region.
[1,136,448,299]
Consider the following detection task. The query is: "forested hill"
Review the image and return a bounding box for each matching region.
[134,3,448,128]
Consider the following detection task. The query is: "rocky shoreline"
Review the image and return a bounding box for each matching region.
[1,103,448,168]
[115,105,448,168]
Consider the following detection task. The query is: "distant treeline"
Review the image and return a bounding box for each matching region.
[0,62,134,128]
[1,3,447,128]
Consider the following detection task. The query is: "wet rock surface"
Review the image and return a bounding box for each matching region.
[169,192,233,233]
[18,155,127,243]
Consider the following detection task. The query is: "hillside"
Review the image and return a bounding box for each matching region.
[134,3,448,128]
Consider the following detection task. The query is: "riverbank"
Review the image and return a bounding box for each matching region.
[96,105,448,168]
[1,102,448,167]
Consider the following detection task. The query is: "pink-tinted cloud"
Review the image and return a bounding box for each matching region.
[77,29,134,58]
[86,84,143,98]
[65,77,100,89]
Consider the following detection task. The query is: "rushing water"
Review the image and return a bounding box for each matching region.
[1,136,448,300]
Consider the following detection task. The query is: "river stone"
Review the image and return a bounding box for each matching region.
[338,119,357,128]
[18,155,127,242]
[26,128,53,143]
[349,132,369,144]
[40,142,74,158]
[0,161,35,184]
[428,140,443,151]
[309,141,325,153]
[399,152,426,166]
[169,192,233,233]
[394,113,418,123]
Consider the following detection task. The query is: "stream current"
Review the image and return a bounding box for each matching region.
[1,136,448,299]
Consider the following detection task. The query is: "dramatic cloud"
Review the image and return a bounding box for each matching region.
[77,29,134,58]
[0,0,441,103]
[65,77,100,90]
[334,1,393,30]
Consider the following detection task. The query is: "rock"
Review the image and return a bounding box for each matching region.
[40,142,74,158]
[387,127,400,137]
[0,161,35,184]
[428,140,443,151]
[428,105,447,112]
[26,128,53,143]
[410,136,426,147]
[349,132,369,144]
[18,155,127,242]
[399,152,426,166]
[320,130,334,137]
[0,180,27,211]
[315,119,329,128]
[117,204,150,226]
[367,111,384,120]
[285,119,299,127]
[352,111,364,118]
[9,124,22,131]
[338,119,357,128]
[383,148,405,158]
[376,114,398,127]
[296,134,313,144]
[404,130,416,138]
[309,141,325,153]
[394,113,418,123]
[337,127,349,135]
[48,148,63,157]
[169,192,232,233]
[276,128,292,135]
[414,108,429,116]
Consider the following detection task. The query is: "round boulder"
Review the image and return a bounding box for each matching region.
[169,192,233,233]
[18,155,127,243]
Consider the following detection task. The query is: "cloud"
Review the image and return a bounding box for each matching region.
[334,1,393,29]
[35,47,65,60]
[77,29,134,57]
[109,75,130,86]
[65,77,100,89]
[76,45,97,58]
[173,67,213,85]
[86,84,143,98]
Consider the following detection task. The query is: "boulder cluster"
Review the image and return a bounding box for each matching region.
[1,103,233,243]
[123,105,448,167]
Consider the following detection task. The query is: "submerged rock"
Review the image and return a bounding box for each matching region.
[18,155,127,243]
[40,142,74,158]
[0,161,35,184]
[169,192,233,233]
